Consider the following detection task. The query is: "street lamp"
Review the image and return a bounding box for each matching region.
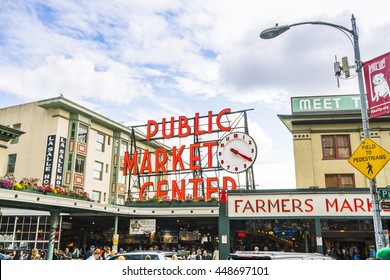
[260,14,387,250]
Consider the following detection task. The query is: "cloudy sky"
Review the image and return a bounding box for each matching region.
[1,0,389,189]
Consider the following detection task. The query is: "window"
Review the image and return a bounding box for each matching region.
[120,141,127,156]
[7,154,17,173]
[114,139,119,154]
[118,169,126,184]
[322,135,351,159]
[92,191,101,202]
[78,124,88,143]
[325,174,355,188]
[112,166,117,182]
[70,122,76,140]
[75,155,85,173]
[94,161,103,180]
[117,195,125,205]
[11,123,21,144]
[67,154,73,171]
[96,132,105,152]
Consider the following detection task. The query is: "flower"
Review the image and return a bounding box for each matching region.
[0,179,14,189]
[126,194,134,203]
[53,187,66,195]
[19,177,40,189]
[13,183,25,190]
[36,185,54,193]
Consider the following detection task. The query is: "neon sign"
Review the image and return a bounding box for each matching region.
[123,108,238,200]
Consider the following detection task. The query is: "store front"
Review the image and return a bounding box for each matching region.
[0,209,62,256]
[59,215,219,253]
[219,188,390,259]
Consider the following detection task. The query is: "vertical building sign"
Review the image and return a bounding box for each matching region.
[42,135,56,186]
[55,137,67,188]
[363,52,390,119]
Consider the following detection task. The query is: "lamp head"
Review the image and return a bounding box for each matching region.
[260,24,290,39]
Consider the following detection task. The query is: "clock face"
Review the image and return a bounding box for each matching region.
[217,132,257,173]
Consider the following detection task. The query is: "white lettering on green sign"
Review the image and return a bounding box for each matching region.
[292,95,362,113]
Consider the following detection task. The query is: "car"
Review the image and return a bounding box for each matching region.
[0,253,11,260]
[228,251,334,260]
[163,251,185,260]
[106,250,166,260]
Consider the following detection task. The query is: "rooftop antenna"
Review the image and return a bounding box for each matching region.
[334,55,341,87]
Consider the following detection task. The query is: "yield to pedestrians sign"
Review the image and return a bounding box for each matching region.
[348,138,390,179]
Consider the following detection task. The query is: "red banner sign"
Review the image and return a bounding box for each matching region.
[363,52,390,119]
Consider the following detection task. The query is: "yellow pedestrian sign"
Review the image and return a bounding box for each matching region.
[348,138,390,179]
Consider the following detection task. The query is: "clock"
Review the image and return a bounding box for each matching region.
[217,132,257,173]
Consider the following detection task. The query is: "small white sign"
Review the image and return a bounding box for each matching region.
[222,234,228,244]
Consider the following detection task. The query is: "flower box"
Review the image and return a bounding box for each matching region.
[124,200,218,207]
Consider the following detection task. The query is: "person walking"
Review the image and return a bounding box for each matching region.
[62,247,72,260]
[87,249,101,260]
[202,249,212,260]
[84,245,95,260]
[52,248,62,260]
[352,247,360,260]
[187,249,196,260]
[212,248,219,260]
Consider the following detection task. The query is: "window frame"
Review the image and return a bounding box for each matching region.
[91,190,101,203]
[96,132,105,152]
[75,155,85,174]
[321,135,351,160]
[77,123,88,143]
[7,154,17,173]
[94,161,104,180]
[325,174,355,188]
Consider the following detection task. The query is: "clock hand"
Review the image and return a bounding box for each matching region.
[230,148,253,162]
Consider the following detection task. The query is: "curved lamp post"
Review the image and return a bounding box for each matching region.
[260,14,387,250]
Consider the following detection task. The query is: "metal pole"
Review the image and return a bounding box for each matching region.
[218,190,230,259]
[351,14,386,250]
[47,209,60,260]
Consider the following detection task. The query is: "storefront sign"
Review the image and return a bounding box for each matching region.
[228,193,390,217]
[42,135,56,186]
[179,229,200,241]
[363,52,390,119]
[54,137,66,188]
[123,108,240,201]
[129,219,156,235]
[291,95,361,113]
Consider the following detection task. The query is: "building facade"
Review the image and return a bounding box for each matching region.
[0,96,167,205]
[279,94,390,189]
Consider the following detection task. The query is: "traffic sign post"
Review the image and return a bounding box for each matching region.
[348,138,390,180]
[348,137,390,249]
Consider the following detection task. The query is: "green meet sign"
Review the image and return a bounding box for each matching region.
[291,94,362,113]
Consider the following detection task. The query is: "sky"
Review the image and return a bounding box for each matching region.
[1,0,389,189]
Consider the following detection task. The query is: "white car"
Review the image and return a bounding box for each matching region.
[228,251,334,260]
[106,250,166,260]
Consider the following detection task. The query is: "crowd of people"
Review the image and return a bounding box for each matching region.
[0,244,219,260]
[323,244,381,260]
[1,243,389,260]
